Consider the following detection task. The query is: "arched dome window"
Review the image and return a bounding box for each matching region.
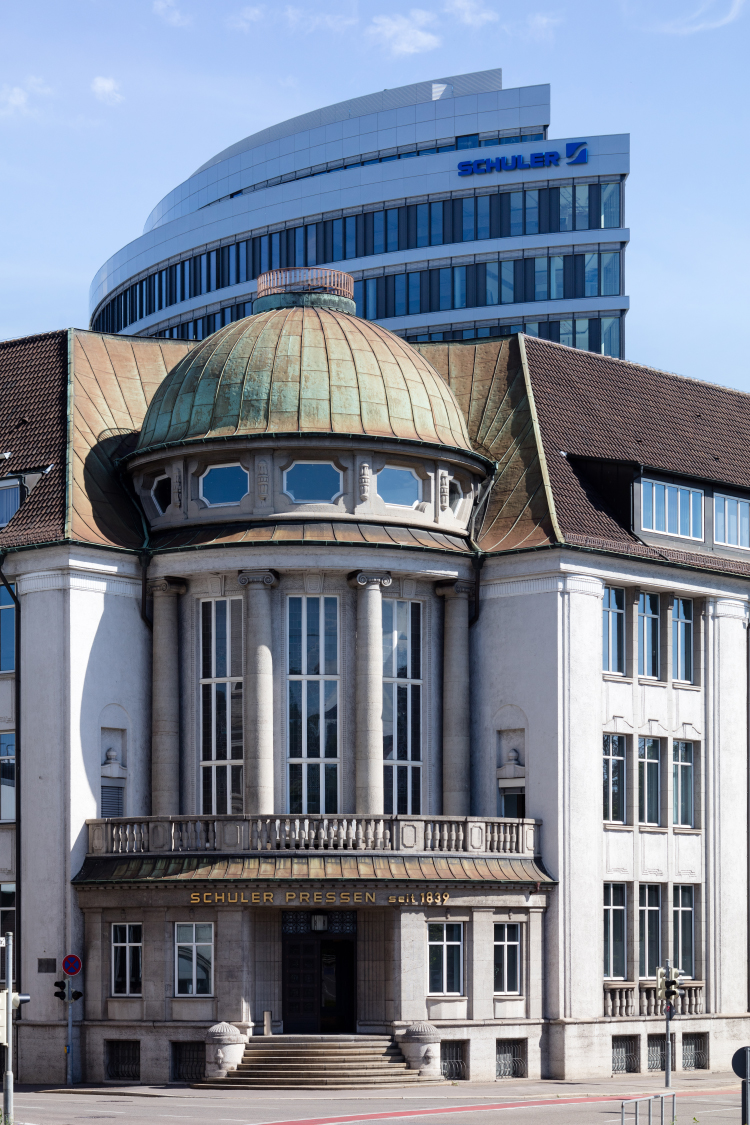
[377,467,421,508]
[199,465,249,506]
[283,462,343,504]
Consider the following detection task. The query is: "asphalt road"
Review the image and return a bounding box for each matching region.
[6,1080,742,1125]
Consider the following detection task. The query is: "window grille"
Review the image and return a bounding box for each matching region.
[612,1036,639,1074]
[440,1041,467,1079]
[382,599,422,814]
[281,911,356,935]
[171,1041,206,1082]
[106,1040,140,1080]
[101,785,124,817]
[682,1032,708,1071]
[647,1034,675,1072]
[496,1039,527,1078]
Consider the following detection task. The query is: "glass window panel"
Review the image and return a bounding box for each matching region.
[129,945,142,994]
[215,764,227,814]
[177,947,193,994]
[411,766,421,814]
[345,216,356,259]
[534,257,547,301]
[665,485,677,534]
[430,202,443,245]
[461,198,475,242]
[201,602,212,679]
[575,319,588,350]
[214,601,227,679]
[289,597,302,675]
[601,183,621,228]
[453,266,466,309]
[549,256,564,300]
[396,685,408,760]
[559,319,573,347]
[417,204,429,247]
[408,272,420,315]
[332,218,343,262]
[394,273,406,317]
[601,252,620,296]
[230,599,242,678]
[307,763,320,813]
[201,466,248,506]
[559,186,573,232]
[378,467,420,506]
[655,483,666,531]
[195,946,212,994]
[439,268,452,310]
[601,316,620,358]
[307,597,320,676]
[525,190,539,235]
[288,682,302,757]
[715,496,725,542]
[306,680,320,757]
[679,489,690,537]
[324,682,337,757]
[500,260,514,304]
[373,212,385,255]
[386,209,398,253]
[476,195,490,239]
[285,463,342,503]
[428,945,443,993]
[741,501,750,548]
[289,762,302,813]
[365,277,377,320]
[575,185,589,229]
[230,682,243,759]
[728,497,738,544]
[113,946,127,994]
[324,763,337,813]
[215,683,227,759]
[382,600,394,678]
[382,683,394,760]
[509,192,523,236]
[485,262,499,305]
[396,601,408,677]
[584,253,598,297]
[383,764,393,814]
[306,225,317,266]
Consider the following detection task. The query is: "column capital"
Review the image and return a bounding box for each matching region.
[238,569,279,589]
[435,579,473,599]
[347,570,392,590]
[149,576,187,597]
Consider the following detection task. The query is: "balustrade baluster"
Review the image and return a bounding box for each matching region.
[375,820,383,850]
[457,824,464,851]
[383,823,391,850]
[365,821,374,850]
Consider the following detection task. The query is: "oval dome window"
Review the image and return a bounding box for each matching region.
[284,462,342,503]
[200,464,249,506]
[377,467,420,507]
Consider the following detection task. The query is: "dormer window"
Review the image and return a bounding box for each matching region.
[199,465,249,507]
[151,475,171,515]
[0,481,20,528]
[641,479,702,540]
[714,493,750,549]
[377,466,420,508]
[283,462,342,504]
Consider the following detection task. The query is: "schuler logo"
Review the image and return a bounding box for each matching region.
[457,140,588,177]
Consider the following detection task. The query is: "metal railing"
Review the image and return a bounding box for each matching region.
[256,267,354,299]
[621,1093,676,1124]
[87,814,541,857]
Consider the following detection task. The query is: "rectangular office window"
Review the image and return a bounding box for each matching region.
[673,886,694,977]
[112,924,142,996]
[394,274,406,317]
[559,319,573,346]
[199,599,243,816]
[525,190,539,235]
[603,735,626,823]
[294,227,305,266]
[332,218,343,262]
[259,237,269,276]
[642,480,703,540]
[601,252,620,296]
[509,192,523,236]
[714,493,750,548]
[417,203,429,247]
[638,593,660,678]
[639,737,660,824]
[0,733,14,822]
[428,923,462,994]
[533,257,547,301]
[575,185,589,229]
[584,253,599,297]
[461,198,475,242]
[575,319,589,350]
[430,202,443,245]
[601,183,621,228]
[271,232,280,270]
[345,216,356,259]
[476,195,490,239]
[439,268,452,311]
[408,273,421,315]
[601,316,620,358]
[485,262,499,305]
[383,600,422,815]
[639,885,661,977]
[365,278,377,320]
[672,599,693,682]
[604,884,626,978]
[559,185,573,232]
[175,923,213,996]
[373,212,385,255]
[673,741,694,827]
[603,586,625,673]
[494,924,520,993]
[453,266,466,309]
[386,209,399,253]
[549,255,564,301]
[288,596,339,815]
[306,225,317,266]
[500,260,515,304]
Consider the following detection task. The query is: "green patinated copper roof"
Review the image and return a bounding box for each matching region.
[137,305,473,452]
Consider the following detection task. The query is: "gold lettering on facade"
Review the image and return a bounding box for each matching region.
[263,892,273,902]
[313,893,323,903]
[228,893,238,903]
[366,893,375,903]
[241,893,249,903]
[190,893,200,903]
[340,892,350,902]
[300,892,310,903]
[215,893,225,903]
[183,886,454,906]
[252,893,259,903]
[326,892,335,903]
[204,893,212,903]
[286,892,296,902]
[354,893,362,902]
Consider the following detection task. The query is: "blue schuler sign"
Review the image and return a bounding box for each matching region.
[458,140,588,177]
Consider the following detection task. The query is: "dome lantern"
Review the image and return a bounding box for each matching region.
[253,266,356,316]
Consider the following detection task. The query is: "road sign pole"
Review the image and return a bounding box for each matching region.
[66,977,72,1088]
[664,959,671,1090]
[4,931,13,1125]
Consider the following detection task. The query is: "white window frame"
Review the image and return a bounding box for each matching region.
[673,740,694,828]
[493,923,521,994]
[603,734,626,824]
[639,884,661,979]
[382,598,422,816]
[199,598,243,816]
[672,598,693,683]
[714,492,750,549]
[286,595,340,814]
[376,465,422,509]
[199,462,249,507]
[150,474,171,515]
[283,461,343,504]
[603,883,627,979]
[0,480,20,529]
[638,592,660,679]
[638,736,661,826]
[603,586,626,674]
[673,885,695,979]
[641,479,703,541]
[174,922,214,996]
[427,922,463,996]
[111,923,142,997]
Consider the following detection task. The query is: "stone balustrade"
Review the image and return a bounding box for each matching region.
[638,982,705,1017]
[603,982,636,1018]
[87,814,540,857]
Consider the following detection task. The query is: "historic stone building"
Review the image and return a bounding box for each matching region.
[0,269,747,1084]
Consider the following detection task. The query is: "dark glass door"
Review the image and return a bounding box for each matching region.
[282,938,319,1033]
[320,939,356,1033]
[281,913,357,1033]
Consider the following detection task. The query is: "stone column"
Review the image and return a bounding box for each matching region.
[238,569,279,814]
[436,580,473,815]
[348,571,391,814]
[149,577,186,815]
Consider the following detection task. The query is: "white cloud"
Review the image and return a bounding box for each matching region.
[367,9,440,54]
[521,12,562,38]
[655,0,746,33]
[91,77,124,106]
[443,0,498,26]
[153,0,192,27]
[227,5,264,30]
[0,76,52,118]
[284,6,357,32]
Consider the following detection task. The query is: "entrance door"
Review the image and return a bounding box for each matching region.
[282,911,357,1033]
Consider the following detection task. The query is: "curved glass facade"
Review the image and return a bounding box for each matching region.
[90,70,629,357]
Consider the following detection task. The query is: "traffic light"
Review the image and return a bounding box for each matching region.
[655,966,666,1000]
[54,979,69,1002]
[0,989,30,1045]
[71,990,83,1002]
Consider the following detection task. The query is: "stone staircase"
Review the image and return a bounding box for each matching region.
[194,1034,438,1088]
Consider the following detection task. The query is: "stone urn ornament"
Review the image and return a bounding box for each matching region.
[399,1021,442,1077]
[205,1022,245,1078]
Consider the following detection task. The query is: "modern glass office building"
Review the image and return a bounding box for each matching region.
[89,69,629,356]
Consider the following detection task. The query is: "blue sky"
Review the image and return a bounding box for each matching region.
[1,0,748,388]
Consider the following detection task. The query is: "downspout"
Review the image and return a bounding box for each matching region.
[0,555,21,994]
[467,463,498,627]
